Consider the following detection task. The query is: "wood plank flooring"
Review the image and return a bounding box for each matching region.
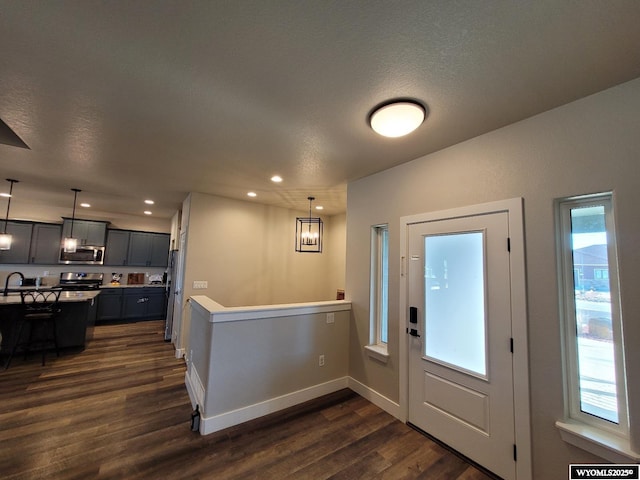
[0,320,495,480]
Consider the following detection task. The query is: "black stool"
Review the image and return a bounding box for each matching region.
[5,289,62,369]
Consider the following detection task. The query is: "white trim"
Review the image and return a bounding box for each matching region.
[197,377,349,435]
[399,198,532,480]
[187,365,205,407]
[185,375,405,437]
[364,344,390,364]
[185,371,198,409]
[190,296,351,323]
[556,421,640,463]
[175,348,185,359]
[348,376,401,419]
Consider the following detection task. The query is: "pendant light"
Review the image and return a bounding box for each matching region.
[63,188,81,253]
[295,196,323,253]
[0,179,19,250]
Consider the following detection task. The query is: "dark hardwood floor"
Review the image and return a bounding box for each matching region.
[0,320,495,480]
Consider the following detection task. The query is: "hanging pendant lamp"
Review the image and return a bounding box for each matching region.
[295,196,323,253]
[63,188,81,253]
[0,179,19,250]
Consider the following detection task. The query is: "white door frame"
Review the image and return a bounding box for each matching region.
[399,198,531,480]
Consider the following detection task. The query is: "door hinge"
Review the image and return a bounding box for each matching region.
[507,237,511,252]
[510,337,514,353]
[513,444,517,461]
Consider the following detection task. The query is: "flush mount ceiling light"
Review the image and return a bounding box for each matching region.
[0,179,19,250]
[271,175,283,183]
[369,100,426,138]
[63,188,81,253]
[295,196,323,253]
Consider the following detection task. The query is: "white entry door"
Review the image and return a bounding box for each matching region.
[407,210,516,480]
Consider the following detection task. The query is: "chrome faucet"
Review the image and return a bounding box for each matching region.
[3,271,24,296]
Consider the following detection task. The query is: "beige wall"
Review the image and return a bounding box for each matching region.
[178,192,346,353]
[346,78,640,478]
[183,192,345,307]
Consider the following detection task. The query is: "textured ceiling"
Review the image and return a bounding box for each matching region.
[1,0,639,221]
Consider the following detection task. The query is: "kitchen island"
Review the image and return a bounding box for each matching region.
[0,290,100,360]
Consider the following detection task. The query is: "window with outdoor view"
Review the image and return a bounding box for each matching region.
[370,224,389,345]
[557,193,628,435]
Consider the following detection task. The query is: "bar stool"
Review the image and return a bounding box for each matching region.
[5,289,62,369]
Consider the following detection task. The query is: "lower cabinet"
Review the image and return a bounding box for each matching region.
[98,287,167,323]
[97,289,124,322]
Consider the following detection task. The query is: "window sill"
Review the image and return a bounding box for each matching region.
[556,420,640,463]
[364,344,389,364]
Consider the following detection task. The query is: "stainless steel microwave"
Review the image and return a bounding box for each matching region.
[59,245,105,265]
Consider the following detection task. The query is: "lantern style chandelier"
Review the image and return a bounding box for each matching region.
[63,188,81,253]
[295,196,323,253]
[0,179,19,250]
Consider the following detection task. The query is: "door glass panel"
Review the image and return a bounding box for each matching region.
[424,232,487,376]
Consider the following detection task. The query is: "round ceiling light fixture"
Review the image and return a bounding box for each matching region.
[369,100,426,138]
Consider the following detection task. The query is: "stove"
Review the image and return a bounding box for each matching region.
[55,272,104,291]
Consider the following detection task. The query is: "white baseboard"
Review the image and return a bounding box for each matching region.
[185,371,197,409]
[198,377,349,435]
[184,374,401,436]
[347,376,401,420]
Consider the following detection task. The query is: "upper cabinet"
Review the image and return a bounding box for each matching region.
[127,232,170,267]
[30,223,62,264]
[61,219,108,246]
[0,221,33,264]
[104,229,131,266]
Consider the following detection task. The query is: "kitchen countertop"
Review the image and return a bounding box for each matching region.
[0,290,101,305]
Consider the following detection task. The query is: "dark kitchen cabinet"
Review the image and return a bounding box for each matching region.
[98,287,166,323]
[104,229,130,266]
[123,287,167,320]
[0,221,33,264]
[127,232,170,267]
[97,288,123,322]
[62,219,108,246]
[29,223,62,264]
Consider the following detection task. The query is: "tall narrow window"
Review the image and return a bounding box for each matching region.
[557,193,628,435]
[370,224,389,345]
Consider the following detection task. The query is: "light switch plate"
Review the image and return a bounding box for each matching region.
[193,280,208,289]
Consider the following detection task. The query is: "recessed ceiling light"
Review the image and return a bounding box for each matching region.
[247,191,257,197]
[271,175,283,183]
[144,199,154,205]
[315,205,324,210]
[144,210,152,215]
[0,192,11,198]
[80,203,91,208]
[369,100,426,137]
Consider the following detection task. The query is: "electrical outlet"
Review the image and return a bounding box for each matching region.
[43,271,49,277]
[193,280,208,289]
[326,312,335,324]
[319,355,325,367]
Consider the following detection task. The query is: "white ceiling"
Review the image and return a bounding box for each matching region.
[1,1,640,221]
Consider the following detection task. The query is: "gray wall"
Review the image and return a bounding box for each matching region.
[346,78,640,478]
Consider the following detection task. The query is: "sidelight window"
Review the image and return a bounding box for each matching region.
[370,224,389,346]
[557,193,628,435]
